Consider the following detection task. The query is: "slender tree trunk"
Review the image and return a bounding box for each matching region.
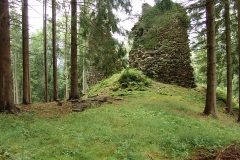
[52,0,58,101]
[13,52,16,103]
[82,44,87,94]
[0,0,16,112]
[22,0,30,104]
[237,0,240,122]
[70,0,79,99]
[224,0,233,114]
[64,11,69,100]
[44,0,49,102]
[204,0,217,118]
[14,51,19,104]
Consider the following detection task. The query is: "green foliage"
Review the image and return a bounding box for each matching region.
[90,73,120,93]
[189,0,239,99]
[117,68,152,90]
[155,0,174,11]
[159,39,171,50]
[216,88,227,104]
[88,0,132,78]
[132,2,188,50]
[216,88,238,108]
[90,68,152,94]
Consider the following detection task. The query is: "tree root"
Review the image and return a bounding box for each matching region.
[215,142,240,160]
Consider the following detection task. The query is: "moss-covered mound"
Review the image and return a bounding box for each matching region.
[114,68,152,91]
[89,68,152,96]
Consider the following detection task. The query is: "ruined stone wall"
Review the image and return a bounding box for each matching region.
[129,4,195,88]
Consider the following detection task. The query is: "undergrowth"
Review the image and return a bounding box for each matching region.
[113,68,152,91]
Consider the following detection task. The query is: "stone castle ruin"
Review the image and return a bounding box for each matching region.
[129,3,195,88]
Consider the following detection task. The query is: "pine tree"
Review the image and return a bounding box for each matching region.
[0,0,16,112]
[237,0,240,122]
[69,0,79,99]
[204,0,218,118]
[43,0,49,102]
[52,0,58,101]
[22,0,31,104]
[88,0,131,85]
[224,0,233,114]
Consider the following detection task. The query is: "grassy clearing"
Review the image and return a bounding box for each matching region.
[1,70,240,160]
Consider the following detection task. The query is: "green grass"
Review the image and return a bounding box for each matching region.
[1,72,240,159]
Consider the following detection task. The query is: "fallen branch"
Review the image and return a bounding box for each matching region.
[215,142,240,160]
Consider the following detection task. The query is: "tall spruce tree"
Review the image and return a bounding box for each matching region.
[69,0,79,99]
[10,1,22,104]
[43,0,49,102]
[224,0,233,114]
[0,0,16,112]
[238,0,240,122]
[189,0,240,117]
[22,0,31,104]
[204,0,217,118]
[88,0,131,84]
[52,0,58,101]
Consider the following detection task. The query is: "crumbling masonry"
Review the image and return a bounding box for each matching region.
[129,3,195,88]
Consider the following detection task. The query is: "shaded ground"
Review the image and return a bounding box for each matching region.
[17,101,73,117]
[188,143,240,160]
[16,96,122,118]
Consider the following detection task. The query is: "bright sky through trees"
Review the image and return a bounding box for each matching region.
[27,0,185,42]
[28,0,155,34]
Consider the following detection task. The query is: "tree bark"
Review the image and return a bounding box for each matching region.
[52,0,58,101]
[64,9,69,100]
[14,51,19,104]
[204,0,217,118]
[237,0,240,122]
[22,0,31,104]
[0,0,16,112]
[82,43,87,95]
[44,0,49,102]
[224,0,233,114]
[70,0,79,99]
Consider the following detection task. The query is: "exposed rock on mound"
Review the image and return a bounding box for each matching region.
[129,2,195,88]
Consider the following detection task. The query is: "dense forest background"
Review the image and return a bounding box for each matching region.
[1,0,240,120]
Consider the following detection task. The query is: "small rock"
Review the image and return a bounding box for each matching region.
[88,94,98,98]
[72,104,90,112]
[115,97,123,100]
[76,104,90,109]
[72,108,84,112]
[70,99,79,103]
[90,98,98,101]
[79,98,88,103]
[98,97,107,103]
[91,102,101,107]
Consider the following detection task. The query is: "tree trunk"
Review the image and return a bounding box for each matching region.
[69,0,79,99]
[14,51,19,104]
[44,0,49,102]
[22,0,31,104]
[52,0,58,101]
[204,0,217,118]
[224,0,233,114]
[237,0,240,122]
[64,10,69,100]
[82,44,87,95]
[0,0,16,112]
